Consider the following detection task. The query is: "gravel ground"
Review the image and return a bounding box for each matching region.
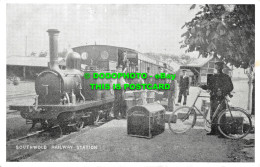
[22,119,253,162]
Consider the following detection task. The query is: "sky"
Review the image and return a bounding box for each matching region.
[6,4,200,57]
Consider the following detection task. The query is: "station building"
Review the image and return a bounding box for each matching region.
[7,56,65,80]
[180,56,232,86]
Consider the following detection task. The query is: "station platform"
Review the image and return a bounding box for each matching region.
[22,118,240,162]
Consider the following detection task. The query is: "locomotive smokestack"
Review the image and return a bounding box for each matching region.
[47,29,60,70]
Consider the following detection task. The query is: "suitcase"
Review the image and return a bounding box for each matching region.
[155,91,164,101]
[127,103,165,138]
[146,97,155,103]
[133,91,143,99]
[125,91,135,98]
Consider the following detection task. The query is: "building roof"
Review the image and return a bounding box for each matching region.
[165,58,181,71]
[186,56,213,67]
[181,56,231,70]
[7,56,49,67]
[7,56,67,67]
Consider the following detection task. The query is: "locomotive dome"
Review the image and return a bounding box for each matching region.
[66,52,81,69]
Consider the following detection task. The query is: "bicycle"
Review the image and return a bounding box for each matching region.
[168,89,252,139]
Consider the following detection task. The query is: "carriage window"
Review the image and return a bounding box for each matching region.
[81,52,88,61]
[101,51,109,59]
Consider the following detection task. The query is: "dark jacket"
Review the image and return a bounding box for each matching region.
[201,72,233,100]
[179,76,189,90]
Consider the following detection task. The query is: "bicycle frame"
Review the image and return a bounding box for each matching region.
[190,90,231,126]
[169,89,252,139]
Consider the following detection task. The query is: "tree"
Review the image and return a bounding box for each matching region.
[180,4,255,112]
[180,4,254,69]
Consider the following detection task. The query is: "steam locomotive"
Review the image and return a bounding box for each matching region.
[9,29,173,134]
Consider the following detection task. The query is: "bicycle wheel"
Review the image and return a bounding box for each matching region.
[217,107,252,139]
[168,106,197,134]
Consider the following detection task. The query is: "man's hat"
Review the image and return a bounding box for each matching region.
[215,61,225,68]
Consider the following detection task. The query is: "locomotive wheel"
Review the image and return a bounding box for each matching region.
[59,123,70,135]
[75,119,85,132]
[49,125,63,138]
[40,120,54,130]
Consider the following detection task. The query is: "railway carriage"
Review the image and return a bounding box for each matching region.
[9,29,172,135]
[72,45,165,75]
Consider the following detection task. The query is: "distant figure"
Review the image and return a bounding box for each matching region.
[177,70,190,105]
[162,68,169,99]
[200,61,234,136]
[132,67,147,104]
[167,71,178,112]
[113,65,127,119]
[118,49,128,72]
[144,67,152,84]
[155,66,165,102]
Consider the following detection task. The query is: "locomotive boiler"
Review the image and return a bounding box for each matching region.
[36,29,84,105]
[10,29,114,133]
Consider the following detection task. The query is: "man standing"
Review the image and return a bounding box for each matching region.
[155,66,165,102]
[200,61,234,135]
[118,49,128,72]
[168,71,178,112]
[177,70,190,106]
[113,65,127,119]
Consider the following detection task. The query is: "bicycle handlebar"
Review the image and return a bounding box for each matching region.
[198,87,234,98]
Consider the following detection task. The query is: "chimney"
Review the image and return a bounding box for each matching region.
[47,29,60,70]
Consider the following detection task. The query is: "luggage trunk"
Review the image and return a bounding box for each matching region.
[127,103,165,139]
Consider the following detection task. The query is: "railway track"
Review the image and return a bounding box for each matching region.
[7,110,20,115]
[6,119,110,161]
[7,93,36,114]
[7,93,35,100]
